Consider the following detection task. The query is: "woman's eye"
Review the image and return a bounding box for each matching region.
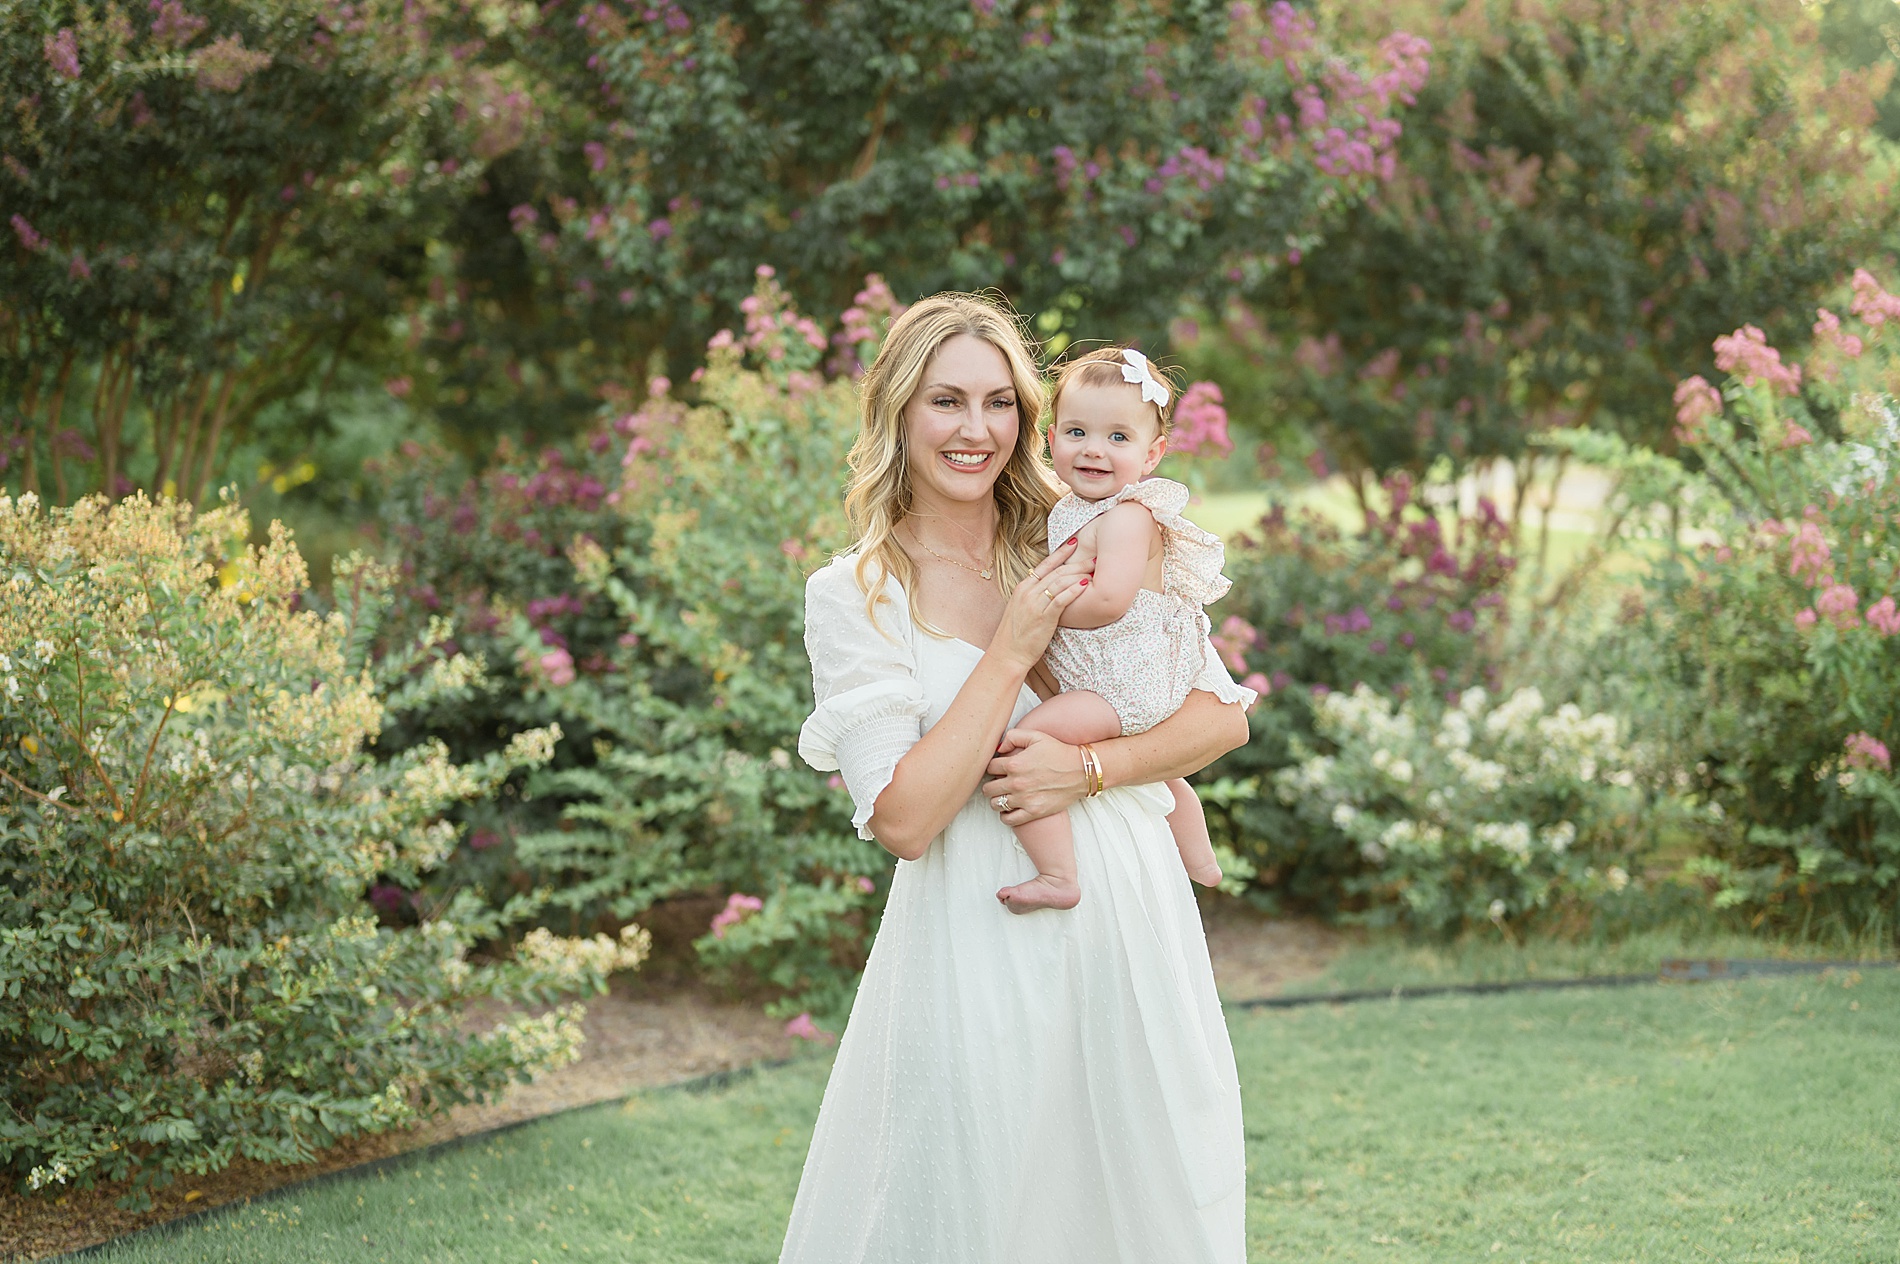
[990,396,1015,410]
[933,396,957,408]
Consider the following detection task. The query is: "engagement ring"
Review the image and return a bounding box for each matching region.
[992,795,1012,812]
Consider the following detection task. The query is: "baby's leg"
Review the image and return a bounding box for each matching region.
[996,690,1124,914]
[1166,778,1224,887]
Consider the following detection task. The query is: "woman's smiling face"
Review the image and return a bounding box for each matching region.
[902,334,1023,509]
[1047,381,1165,500]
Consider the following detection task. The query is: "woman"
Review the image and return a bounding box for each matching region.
[786,293,1253,1263]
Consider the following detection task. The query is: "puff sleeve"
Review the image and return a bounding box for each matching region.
[797,556,930,841]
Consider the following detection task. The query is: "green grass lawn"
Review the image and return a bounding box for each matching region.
[90,968,1898,1263]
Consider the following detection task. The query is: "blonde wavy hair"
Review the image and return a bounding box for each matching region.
[844,292,1060,630]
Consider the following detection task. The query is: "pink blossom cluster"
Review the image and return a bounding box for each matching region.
[1815,582,1860,630]
[1787,520,1832,585]
[785,1012,833,1042]
[640,3,691,32]
[1252,2,1317,72]
[10,214,45,252]
[836,273,906,351]
[193,34,271,93]
[739,265,826,361]
[1866,596,1900,636]
[150,1,208,49]
[1170,381,1233,456]
[1672,375,1722,443]
[1293,332,1342,376]
[709,892,763,939]
[536,646,576,686]
[1812,308,1864,361]
[1849,268,1900,328]
[43,28,80,81]
[1152,145,1227,194]
[1711,325,1801,396]
[1211,615,1258,673]
[1843,732,1891,774]
[1048,146,1103,193]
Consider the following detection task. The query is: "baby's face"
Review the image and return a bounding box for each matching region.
[1047,381,1167,500]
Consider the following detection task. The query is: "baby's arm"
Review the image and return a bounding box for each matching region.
[1058,503,1159,630]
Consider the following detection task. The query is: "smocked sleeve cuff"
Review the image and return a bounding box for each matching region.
[799,680,930,840]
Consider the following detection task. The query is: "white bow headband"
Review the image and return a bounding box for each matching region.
[1119,348,1169,407]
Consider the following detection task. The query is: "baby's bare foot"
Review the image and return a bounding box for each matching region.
[1187,861,1223,888]
[996,874,1081,914]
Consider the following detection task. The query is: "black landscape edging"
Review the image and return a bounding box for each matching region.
[43,1057,797,1264]
[1229,957,1897,1011]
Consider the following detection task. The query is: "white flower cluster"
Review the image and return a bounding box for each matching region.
[485,1003,588,1074]
[1279,673,1645,925]
[1446,748,1509,793]
[1471,821,1533,858]
[425,652,487,694]
[514,924,652,985]
[401,739,483,807]
[1316,684,1418,750]
[502,723,564,768]
[26,1159,74,1190]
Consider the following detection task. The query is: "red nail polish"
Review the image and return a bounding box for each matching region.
[1064,536,1078,546]
[1080,577,1090,586]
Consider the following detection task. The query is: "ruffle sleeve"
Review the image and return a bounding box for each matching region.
[1117,477,1233,606]
[797,555,929,841]
[1190,633,1260,711]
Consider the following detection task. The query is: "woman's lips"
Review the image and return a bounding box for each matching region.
[941,451,993,470]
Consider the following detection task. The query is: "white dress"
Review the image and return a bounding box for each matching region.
[784,553,1248,1264]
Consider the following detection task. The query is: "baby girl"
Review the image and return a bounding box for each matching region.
[996,346,1251,913]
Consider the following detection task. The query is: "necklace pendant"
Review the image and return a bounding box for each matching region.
[979,568,993,580]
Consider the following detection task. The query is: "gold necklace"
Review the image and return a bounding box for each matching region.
[907,524,994,580]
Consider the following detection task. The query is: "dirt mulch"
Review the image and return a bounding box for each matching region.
[2,902,1337,1262]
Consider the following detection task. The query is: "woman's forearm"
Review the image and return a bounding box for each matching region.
[866,649,1029,860]
[1094,690,1249,790]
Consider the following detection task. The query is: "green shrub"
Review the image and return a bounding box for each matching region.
[1554,269,1900,944]
[375,269,882,1028]
[1275,682,1673,935]
[509,271,881,1027]
[1198,479,1518,913]
[0,493,646,1206]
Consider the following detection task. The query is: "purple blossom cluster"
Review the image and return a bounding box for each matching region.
[43,28,80,81]
[150,0,208,50]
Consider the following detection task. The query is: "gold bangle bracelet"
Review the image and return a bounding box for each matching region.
[1079,743,1104,797]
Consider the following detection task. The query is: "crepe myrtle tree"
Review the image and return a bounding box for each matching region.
[0,0,558,505]
[1199,0,1898,508]
[419,0,1432,421]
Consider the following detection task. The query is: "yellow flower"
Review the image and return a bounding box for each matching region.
[20,734,38,756]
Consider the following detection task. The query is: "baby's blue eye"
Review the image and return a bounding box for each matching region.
[1111,431,1129,443]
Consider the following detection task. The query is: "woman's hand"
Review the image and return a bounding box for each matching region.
[988,541,1090,672]
[982,728,1088,827]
